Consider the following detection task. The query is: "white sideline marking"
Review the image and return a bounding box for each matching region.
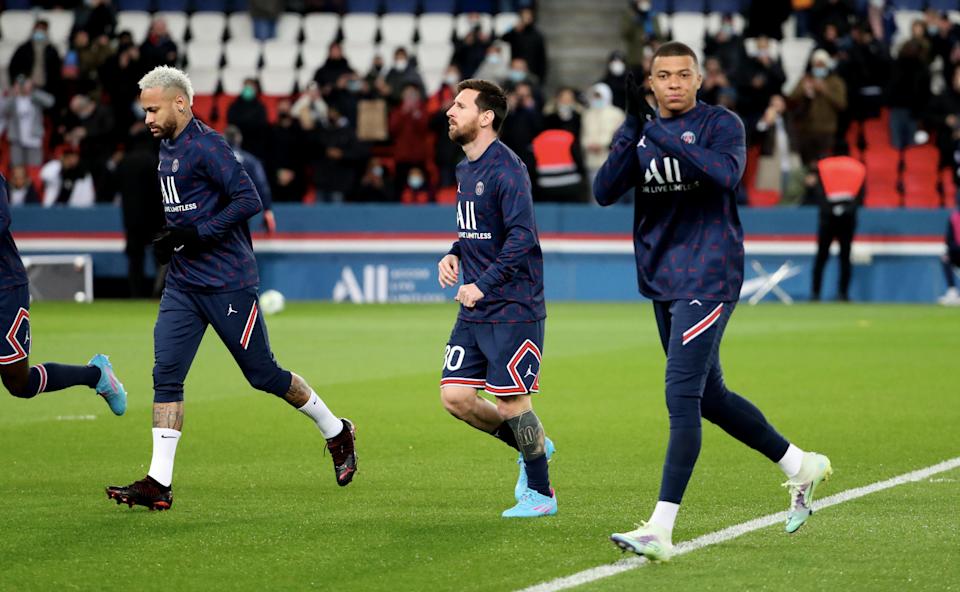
[55,415,97,421]
[517,456,960,592]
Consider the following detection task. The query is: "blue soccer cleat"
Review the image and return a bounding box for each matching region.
[515,436,556,500]
[502,487,557,518]
[89,354,126,416]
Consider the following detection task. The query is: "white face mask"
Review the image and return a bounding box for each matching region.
[609,60,626,76]
[394,59,407,70]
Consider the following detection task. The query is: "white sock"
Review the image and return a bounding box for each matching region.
[649,501,680,538]
[778,443,805,478]
[298,391,343,439]
[147,428,181,487]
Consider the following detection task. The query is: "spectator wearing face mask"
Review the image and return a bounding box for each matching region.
[99,31,145,140]
[452,27,491,80]
[581,83,625,189]
[543,87,581,136]
[400,166,432,205]
[703,14,744,73]
[500,81,543,193]
[736,36,786,140]
[389,83,430,200]
[501,8,548,84]
[308,105,364,203]
[269,99,308,203]
[227,78,270,162]
[474,42,511,87]
[9,20,63,102]
[313,42,355,95]
[788,49,846,167]
[621,0,661,71]
[384,47,425,105]
[355,157,394,203]
[600,51,629,111]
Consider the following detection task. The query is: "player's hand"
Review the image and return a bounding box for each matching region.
[438,254,460,287]
[153,225,201,258]
[455,283,484,308]
[262,209,277,234]
[624,72,656,125]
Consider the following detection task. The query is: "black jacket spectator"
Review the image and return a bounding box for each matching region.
[502,9,548,84]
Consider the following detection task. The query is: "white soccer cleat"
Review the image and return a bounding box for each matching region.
[938,287,960,306]
[610,521,673,562]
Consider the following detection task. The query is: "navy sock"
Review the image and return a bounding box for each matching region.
[944,259,957,288]
[31,363,100,395]
[524,455,551,497]
[491,422,520,450]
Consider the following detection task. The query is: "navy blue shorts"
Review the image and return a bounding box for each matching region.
[0,285,30,365]
[153,287,291,403]
[653,299,735,397]
[440,319,544,396]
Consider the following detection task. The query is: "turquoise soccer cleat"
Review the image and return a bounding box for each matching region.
[515,436,556,500]
[89,354,127,416]
[610,522,674,562]
[502,487,557,518]
[783,452,833,533]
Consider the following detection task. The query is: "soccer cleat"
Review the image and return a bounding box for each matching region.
[515,436,556,501]
[326,418,357,487]
[88,354,126,416]
[610,522,673,562]
[502,487,557,518]
[938,287,960,306]
[783,451,833,533]
[106,475,173,511]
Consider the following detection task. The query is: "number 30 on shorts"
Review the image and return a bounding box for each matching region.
[443,345,465,371]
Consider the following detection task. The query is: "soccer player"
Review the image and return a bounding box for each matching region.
[0,173,127,411]
[437,79,557,518]
[938,207,960,305]
[593,42,832,560]
[106,66,357,510]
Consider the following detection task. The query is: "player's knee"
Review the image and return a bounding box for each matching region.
[246,368,290,397]
[495,394,530,420]
[4,374,35,398]
[665,390,702,428]
[440,387,473,419]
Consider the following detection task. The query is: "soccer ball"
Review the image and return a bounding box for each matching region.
[259,289,285,315]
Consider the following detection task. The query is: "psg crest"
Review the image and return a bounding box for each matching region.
[172,159,180,173]
[475,181,484,196]
[681,131,696,144]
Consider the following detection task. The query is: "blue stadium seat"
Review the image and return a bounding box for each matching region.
[651,0,669,11]
[458,0,495,13]
[422,0,456,11]
[228,0,249,11]
[707,0,740,12]
[890,0,924,9]
[346,0,382,12]
[117,0,152,10]
[384,0,419,12]
[155,0,188,10]
[4,0,33,8]
[672,0,706,11]
[193,0,228,10]
[928,0,956,10]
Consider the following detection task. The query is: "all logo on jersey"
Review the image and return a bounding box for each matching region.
[641,157,700,194]
[681,131,696,144]
[159,175,197,212]
[456,200,491,240]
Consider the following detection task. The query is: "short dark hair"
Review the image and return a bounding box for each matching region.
[651,41,699,70]
[455,78,508,133]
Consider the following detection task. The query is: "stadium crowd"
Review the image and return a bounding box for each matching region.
[2,0,960,208]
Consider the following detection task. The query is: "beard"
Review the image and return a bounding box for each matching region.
[152,117,178,139]
[448,119,479,145]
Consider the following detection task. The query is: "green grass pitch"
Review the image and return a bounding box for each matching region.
[1,301,957,591]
